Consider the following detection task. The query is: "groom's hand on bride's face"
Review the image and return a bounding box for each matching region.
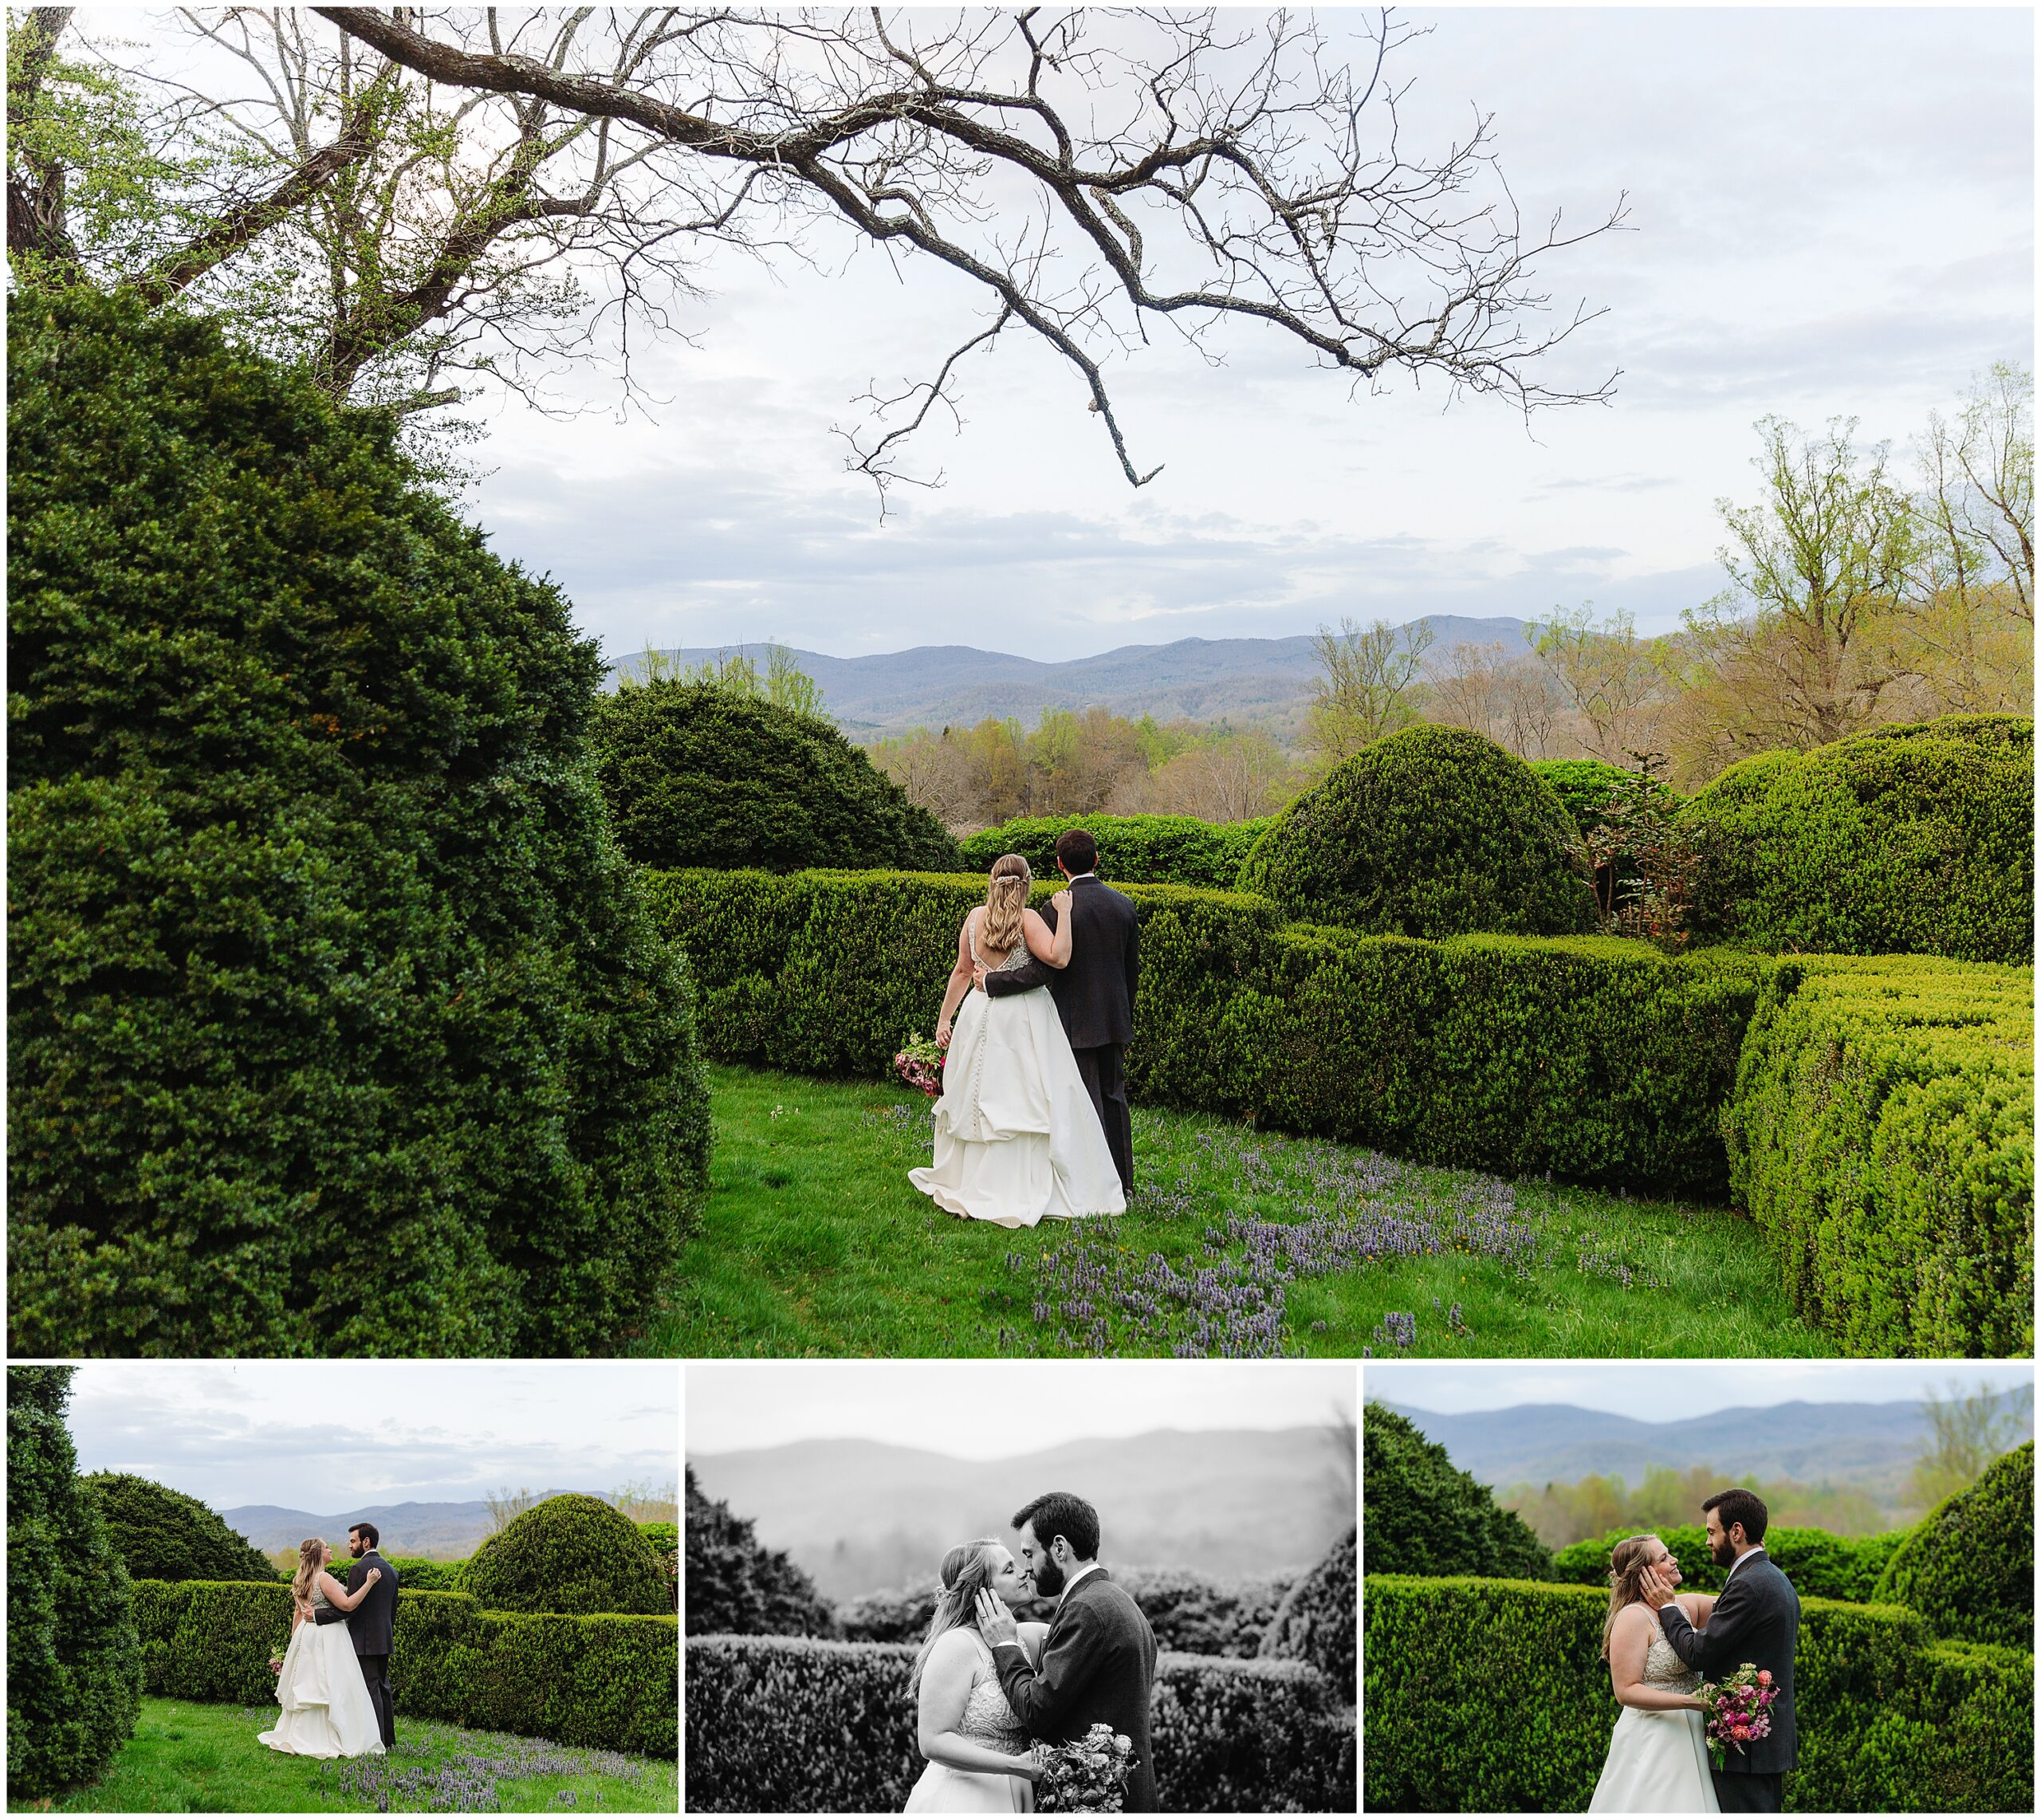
[973,1588,1020,1647]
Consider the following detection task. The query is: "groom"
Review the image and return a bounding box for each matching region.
[1641,1488,1799,1813]
[977,828,1141,1197]
[974,1491,1158,1812]
[314,1520,399,1748]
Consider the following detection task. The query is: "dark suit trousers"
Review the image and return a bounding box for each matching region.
[1713,1768,1782,1812]
[1072,1044,1133,1197]
[359,1653,395,1748]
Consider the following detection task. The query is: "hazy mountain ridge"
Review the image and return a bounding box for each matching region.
[604,616,1533,734]
[222,1495,606,1558]
[1381,1396,2034,1510]
[688,1427,1355,1602]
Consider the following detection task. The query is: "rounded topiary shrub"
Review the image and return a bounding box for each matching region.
[1258,1524,1355,1696]
[1238,725,1598,938]
[9,291,710,1358]
[7,1367,143,1799]
[84,1473,276,1585]
[1874,1441,2034,1646]
[1680,717,2034,961]
[1363,1402,1551,1582]
[594,680,960,872]
[684,1466,840,1637]
[463,1493,670,1616]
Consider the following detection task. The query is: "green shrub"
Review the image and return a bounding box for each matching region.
[382,1557,466,1594]
[83,1473,276,1586]
[1528,759,1641,835]
[647,871,1769,1197]
[1363,1575,2031,1812]
[462,1494,668,1617]
[7,291,709,1358]
[128,1580,675,1758]
[1238,725,1598,939]
[593,679,958,872]
[638,1523,679,1610]
[1874,1443,2034,1646]
[1362,1405,1551,1582]
[6,1367,143,1800]
[1260,1524,1356,1700]
[1724,955,2034,1356]
[1681,717,2034,962]
[1550,1524,1905,1604]
[684,1637,1352,1813]
[958,813,1272,889]
[684,1467,838,1638]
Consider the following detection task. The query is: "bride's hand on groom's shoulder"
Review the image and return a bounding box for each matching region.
[1051,889,1072,914]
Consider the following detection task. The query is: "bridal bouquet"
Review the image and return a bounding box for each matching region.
[894,1032,946,1098]
[1034,1724,1136,1814]
[1698,1663,1776,1771]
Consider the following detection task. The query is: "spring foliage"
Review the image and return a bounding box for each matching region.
[83,1473,277,1586]
[462,1494,671,1617]
[8,292,710,1358]
[1874,1443,2035,1648]
[1549,1525,1906,1604]
[958,813,1271,889]
[1363,1405,1552,1582]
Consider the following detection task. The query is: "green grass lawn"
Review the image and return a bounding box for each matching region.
[17,1699,677,1814]
[640,1063,1835,1359]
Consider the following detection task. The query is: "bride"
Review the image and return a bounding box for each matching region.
[1589,1534,1720,1813]
[909,855,1127,1226]
[903,1539,1048,1813]
[258,1538,387,1759]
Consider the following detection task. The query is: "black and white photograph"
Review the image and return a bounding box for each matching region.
[684,1362,1356,1812]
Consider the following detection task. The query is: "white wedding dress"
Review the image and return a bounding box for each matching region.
[258,1583,385,1760]
[909,926,1127,1228]
[903,1631,1035,1813]
[1588,1610,1719,1813]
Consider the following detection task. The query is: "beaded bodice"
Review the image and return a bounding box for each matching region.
[1642,1611,1700,1692]
[954,1636,1028,1752]
[970,920,1032,974]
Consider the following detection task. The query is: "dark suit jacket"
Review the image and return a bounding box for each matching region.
[981,876,1139,1051]
[315,1550,398,1656]
[1657,1551,1799,1775]
[992,1567,1158,1813]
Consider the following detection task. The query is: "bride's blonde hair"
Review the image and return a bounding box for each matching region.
[1601,1534,1662,1660]
[291,1537,326,1608]
[981,855,1031,957]
[906,1539,1005,1698]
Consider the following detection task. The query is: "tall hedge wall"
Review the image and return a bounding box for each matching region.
[1723,955,2034,1357]
[1362,1576,2031,1813]
[1874,1443,2035,1647]
[645,871,1765,1197]
[1550,1524,1905,1604]
[129,1580,674,1758]
[1363,1405,1552,1582]
[958,813,1271,890]
[684,1636,1353,1813]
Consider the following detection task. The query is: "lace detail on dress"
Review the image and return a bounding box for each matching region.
[954,1636,1028,1754]
[969,921,1033,974]
[1641,1611,1701,1693]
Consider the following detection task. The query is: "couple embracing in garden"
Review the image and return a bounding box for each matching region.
[259,1522,399,1761]
[911,829,1142,1226]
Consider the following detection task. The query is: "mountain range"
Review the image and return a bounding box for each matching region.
[222,1496,597,1559]
[1379,1396,2034,1509]
[604,615,1535,735]
[688,1427,1355,1602]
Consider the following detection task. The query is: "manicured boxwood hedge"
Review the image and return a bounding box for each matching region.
[1363,1405,1552,1582]
[128,1580,675,1757]
[1260,1525,1357,1700]
[85,1472,277,1586]
[958,813,1272,889]
[645,871,1767,1197]
[1723,954,2034,1356]
[1362,1575,2031,1813]
[1550,1525,1905,1604]
[462,1493,669,1617]
[1680,716,2034,963]
[684,1636,1353,1812]
[1874,1443,2034,1647]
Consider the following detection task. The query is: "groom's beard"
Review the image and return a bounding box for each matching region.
[1032,1556,1067,1597]
[1711,1538,1736,1567]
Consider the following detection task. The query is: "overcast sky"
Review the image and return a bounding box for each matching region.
[686,1362,1356,1458]
[1367,1361,2037,1423]
[66,1363,679,1511]
[436,5,2030,664]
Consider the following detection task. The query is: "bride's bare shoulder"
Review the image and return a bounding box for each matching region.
[1610,1601,1655,1636]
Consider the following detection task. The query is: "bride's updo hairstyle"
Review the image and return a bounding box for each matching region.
[982,855,1031,957]
[1600,1534,1662,1661]
[291,1537,326,1608]
[906,1537,1004,1698]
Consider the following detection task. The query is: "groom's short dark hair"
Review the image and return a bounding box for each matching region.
[1055,829,1099,875]
[351,1521,380,1550]
[1013,1492,1099,1561]
[1702,1488,1767,1543]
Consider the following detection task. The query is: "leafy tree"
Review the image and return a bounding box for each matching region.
[1305,617,1433,768]
[1363,1404,1551,1581]
[683,1466,839,1638]
[8,291,709,1357]
[1908,1380,2036,1513]
[6,1367,143,1800]
[1530,605,1667,764]
[83,1474,276,1585]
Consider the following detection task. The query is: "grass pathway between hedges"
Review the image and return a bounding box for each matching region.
[639,1064,1835,1358]
[21,1699,677,1814]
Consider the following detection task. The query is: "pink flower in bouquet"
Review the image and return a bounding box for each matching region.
[1757,1670,1772,1687]
[893,1032,946,1098]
